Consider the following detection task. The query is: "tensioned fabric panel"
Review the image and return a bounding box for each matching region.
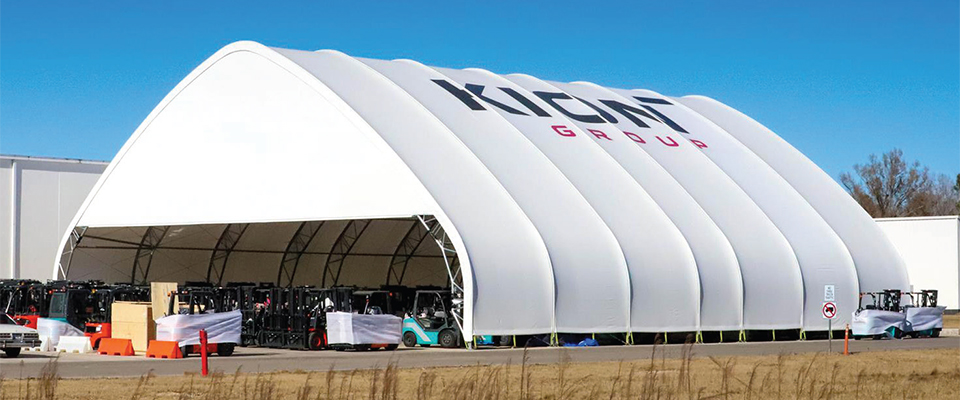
[362,57,630,334]
[634,90,859,330]
[548,81,743,331]
[274,47,557,336]
[564,84,802,330]
[500,73,702,332]
[73,50,433,229]
[677,96,911,294]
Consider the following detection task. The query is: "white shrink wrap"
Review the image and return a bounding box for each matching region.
[156,310,241,346]
[904,307,945,332]
[851,310,905,336]
[36,318,84,348]
[326,312,402,345]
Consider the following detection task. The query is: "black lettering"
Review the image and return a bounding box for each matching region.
[575,97,618,124]
[534,91,604,123]
[500,87,551,117]
[634,97,689,133]
[432,79,486,111]
[465,84,528,115]
[598,99,660,129]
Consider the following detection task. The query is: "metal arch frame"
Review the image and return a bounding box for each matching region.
[385,220,432,286]
[277,220,325,287]
[321,219,372,287]
[132,226,171,284]
[206,223,250,285]
[59,226,88,279]
[415,215,464,331]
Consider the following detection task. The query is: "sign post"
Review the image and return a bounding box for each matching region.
[822,301,837,353]
[823,284,837,353]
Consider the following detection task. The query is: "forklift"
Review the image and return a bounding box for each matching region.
[854,289,905,339]
[401,290,463,348]
[904,289,942,338]
[83,284,150,349]
[168,287,236,357]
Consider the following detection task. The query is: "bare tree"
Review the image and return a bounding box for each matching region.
[840,149,958,217]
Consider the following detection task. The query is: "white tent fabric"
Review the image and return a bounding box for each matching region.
[632,89,859,331]
[675,96,911,295]
[55,41,910,340]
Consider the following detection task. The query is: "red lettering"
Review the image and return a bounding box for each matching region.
[552,125,576,137]
[623,131,646,144]
[587,129,612,141]
[656,136,679,147]
[690,139,708,149]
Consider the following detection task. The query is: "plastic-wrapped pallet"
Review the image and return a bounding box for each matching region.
[904,306,945,332]
[156,310,241,346]
[36,318,84,348]
[326,312,402,345]
[851,310,905,336]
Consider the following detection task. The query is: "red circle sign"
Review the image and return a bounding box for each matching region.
[822,302,837,319]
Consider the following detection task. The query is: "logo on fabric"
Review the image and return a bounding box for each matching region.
[431,79,709,149]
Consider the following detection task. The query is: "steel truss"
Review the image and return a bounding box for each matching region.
[206,224,250,285]
[385,220,432,285]
[277,221,325,287]
[321,219,371,287]
[59,226,88,279]
[415,215,464,333]
[132,226,171,284]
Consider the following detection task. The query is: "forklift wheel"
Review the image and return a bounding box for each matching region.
[931,329,941,338]
[217,343,236,356]
[354,344,371,351]
[308,332,324,350]
[385,344,399,351]
[402,332,418,348]
[439,329,458,348]
[180,346,190,357]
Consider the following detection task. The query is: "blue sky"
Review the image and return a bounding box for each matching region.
[2,1,957,179]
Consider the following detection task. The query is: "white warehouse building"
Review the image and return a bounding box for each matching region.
[52,41,916,342]
[1,155,107,280]
[876,216,959,310]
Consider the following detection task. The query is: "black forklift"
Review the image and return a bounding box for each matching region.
[401,290,463,348]
[258,286,354,350]
[167,287,236,357]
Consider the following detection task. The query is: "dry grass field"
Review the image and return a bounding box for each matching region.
[1,345,958,400]
[942,312,959,329]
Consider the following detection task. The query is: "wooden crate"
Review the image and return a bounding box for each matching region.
[111,302,155,352]
[150,282,178,318]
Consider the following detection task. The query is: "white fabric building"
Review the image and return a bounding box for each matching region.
[53,41,911,340]
[1,155,106,280]
[876,216,959,310]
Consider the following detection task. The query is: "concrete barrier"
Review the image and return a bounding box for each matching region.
[55,336,94,354]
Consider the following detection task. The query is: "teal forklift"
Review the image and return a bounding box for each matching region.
[402,290,464,348]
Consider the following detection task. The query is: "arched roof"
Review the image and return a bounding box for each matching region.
[56,41,909,337]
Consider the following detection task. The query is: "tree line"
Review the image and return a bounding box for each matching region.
[840,148,959,218]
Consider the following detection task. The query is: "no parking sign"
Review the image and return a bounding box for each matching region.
[822,302,837,319]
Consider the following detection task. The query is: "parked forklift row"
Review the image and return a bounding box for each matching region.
[1,279,474,353]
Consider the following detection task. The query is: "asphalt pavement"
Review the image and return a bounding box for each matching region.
[1,336,957,379]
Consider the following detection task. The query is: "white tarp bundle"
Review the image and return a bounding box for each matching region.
[326,312,402,345]
[156,310,241,346]
[851,310,905,336]
[36,318,83,347]
[904,307,945,332]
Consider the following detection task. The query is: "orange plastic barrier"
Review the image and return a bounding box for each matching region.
[146,340,182,359]
[98,338,135,356]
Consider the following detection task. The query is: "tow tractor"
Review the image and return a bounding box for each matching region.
[402,290,463,348]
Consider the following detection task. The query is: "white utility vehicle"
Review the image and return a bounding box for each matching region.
[0,314,41,358]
